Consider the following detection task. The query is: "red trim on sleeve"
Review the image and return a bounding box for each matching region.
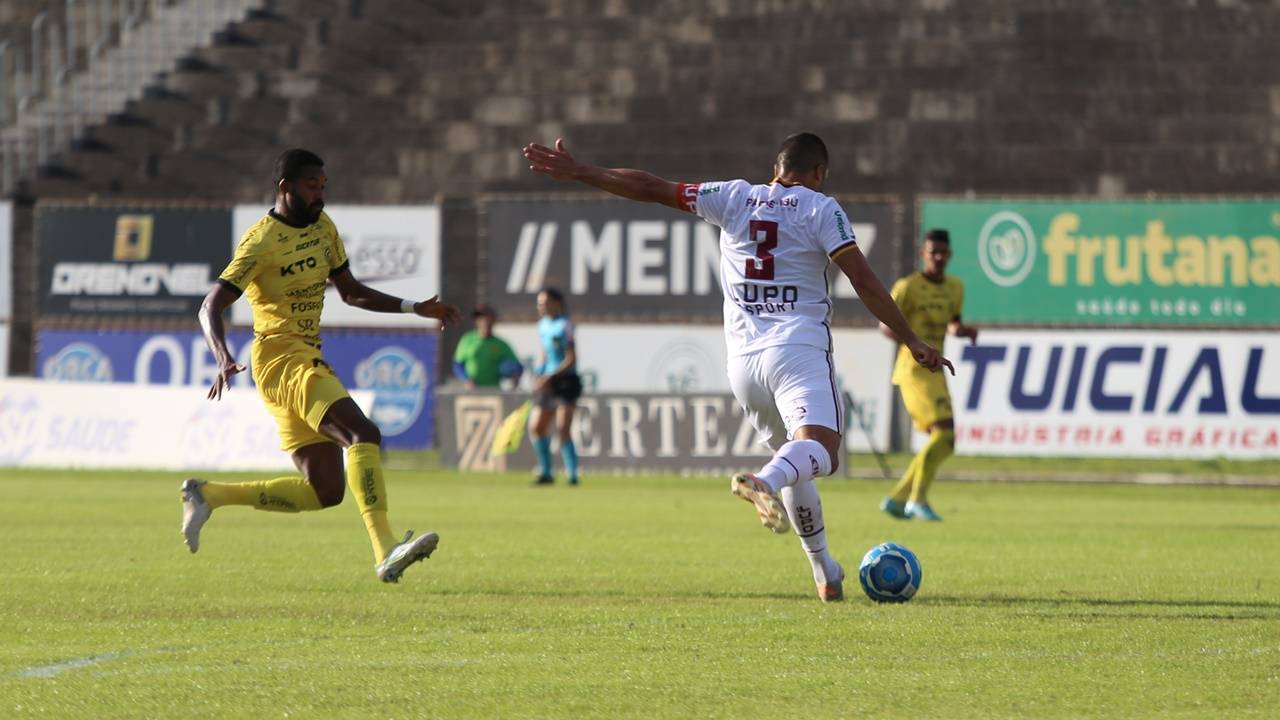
[676,183,700,214]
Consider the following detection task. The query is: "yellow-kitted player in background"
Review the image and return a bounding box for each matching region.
[183,148,461,582]
[880,229,979,521]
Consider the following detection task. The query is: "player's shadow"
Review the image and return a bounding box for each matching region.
[919,594,1280,621]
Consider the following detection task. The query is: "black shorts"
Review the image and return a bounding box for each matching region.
[535,373,583,409]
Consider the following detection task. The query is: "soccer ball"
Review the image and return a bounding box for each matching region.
[858,542,922,603]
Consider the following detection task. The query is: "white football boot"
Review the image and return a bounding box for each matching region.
[180,478,212,554]
[376,530,440,583]
[731,473,790,534]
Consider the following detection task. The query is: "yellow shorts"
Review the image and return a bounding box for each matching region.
[251,335,350,452]
[896,369,954,433]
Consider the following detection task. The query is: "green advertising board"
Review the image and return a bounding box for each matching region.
[919,199,1280,326]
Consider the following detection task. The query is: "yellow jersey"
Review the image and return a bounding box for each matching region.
[891,272,964,384]
[218,211,349,342]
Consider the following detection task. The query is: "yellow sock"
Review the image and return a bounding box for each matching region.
[910,429,955,504]
[890,453,922,503]
[346,442,397,563]
[201,477,322,512]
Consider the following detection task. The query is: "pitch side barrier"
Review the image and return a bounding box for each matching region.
[0,377,373,471]
[930,330,1280,460]
[440,389,768,475]
[473,192,905,325]
[480,323,895,454]
[1,200,11,376]
[439,388,887,476]
[34,326,438,450]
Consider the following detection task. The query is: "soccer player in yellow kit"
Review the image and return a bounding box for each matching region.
[181,148,461,583]
[880,229,979,522]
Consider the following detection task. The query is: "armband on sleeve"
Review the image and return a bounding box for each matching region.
[676,183,700,214]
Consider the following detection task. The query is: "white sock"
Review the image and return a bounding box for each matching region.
[754,439,833,494]
[781,479,840,585]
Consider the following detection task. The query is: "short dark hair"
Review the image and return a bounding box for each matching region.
[275,148,324,183]
[776,132,829,174]
[924,228,951,245]
[539,287,564,303]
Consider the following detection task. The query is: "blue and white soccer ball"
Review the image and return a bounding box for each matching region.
[858,542,922,603]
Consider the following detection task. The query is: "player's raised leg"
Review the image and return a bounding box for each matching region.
[727,351,792,533]
[734,434,837,535]
[319,397,438,582]
[755,349,847,598]
[180,468,333,553]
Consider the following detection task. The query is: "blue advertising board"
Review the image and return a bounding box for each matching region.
[36,328,436,449]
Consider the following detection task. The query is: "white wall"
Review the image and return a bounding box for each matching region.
[0,379,373,470]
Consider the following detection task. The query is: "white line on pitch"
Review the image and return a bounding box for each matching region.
[17,652,129,679]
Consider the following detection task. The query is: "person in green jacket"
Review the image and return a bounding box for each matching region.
[452,304,523,389]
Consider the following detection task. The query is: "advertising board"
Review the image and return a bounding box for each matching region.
[0,378,372,470]
[230,205,441,328]
[36,328,437,449]
[920,199,1280,326]
[936,330,1280,458]
[439,390,774,475]
[37,204,230,318]
[0,201,10,321]
[490,323,895,452]
[483,195,900,325]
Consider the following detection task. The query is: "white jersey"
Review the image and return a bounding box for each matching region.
[677,179,859,356]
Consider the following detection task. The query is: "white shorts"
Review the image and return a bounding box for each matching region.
[727,345,844,452]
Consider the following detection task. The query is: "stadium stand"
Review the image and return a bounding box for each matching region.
[4,0,1280,203]
[4,0,1280,375]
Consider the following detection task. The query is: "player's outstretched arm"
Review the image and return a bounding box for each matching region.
[835,247,954,375]
[523,138,686,211]
[198,283,246,400]
[329,268,461,327]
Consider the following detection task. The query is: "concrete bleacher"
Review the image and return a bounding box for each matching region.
[11,0,1279,202]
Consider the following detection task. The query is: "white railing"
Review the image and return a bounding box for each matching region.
[0,0,265,194]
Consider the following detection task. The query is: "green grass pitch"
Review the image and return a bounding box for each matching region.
[1,465,1278,719]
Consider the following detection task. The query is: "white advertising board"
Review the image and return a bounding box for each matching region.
[935,330,1280,459]
[0,322,8,377]
[231,205,441,328]
[0,378,372,471]
[0,201,10,321]
[494,323,895,452]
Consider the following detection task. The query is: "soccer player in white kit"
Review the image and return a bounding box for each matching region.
[523,133,952,602]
